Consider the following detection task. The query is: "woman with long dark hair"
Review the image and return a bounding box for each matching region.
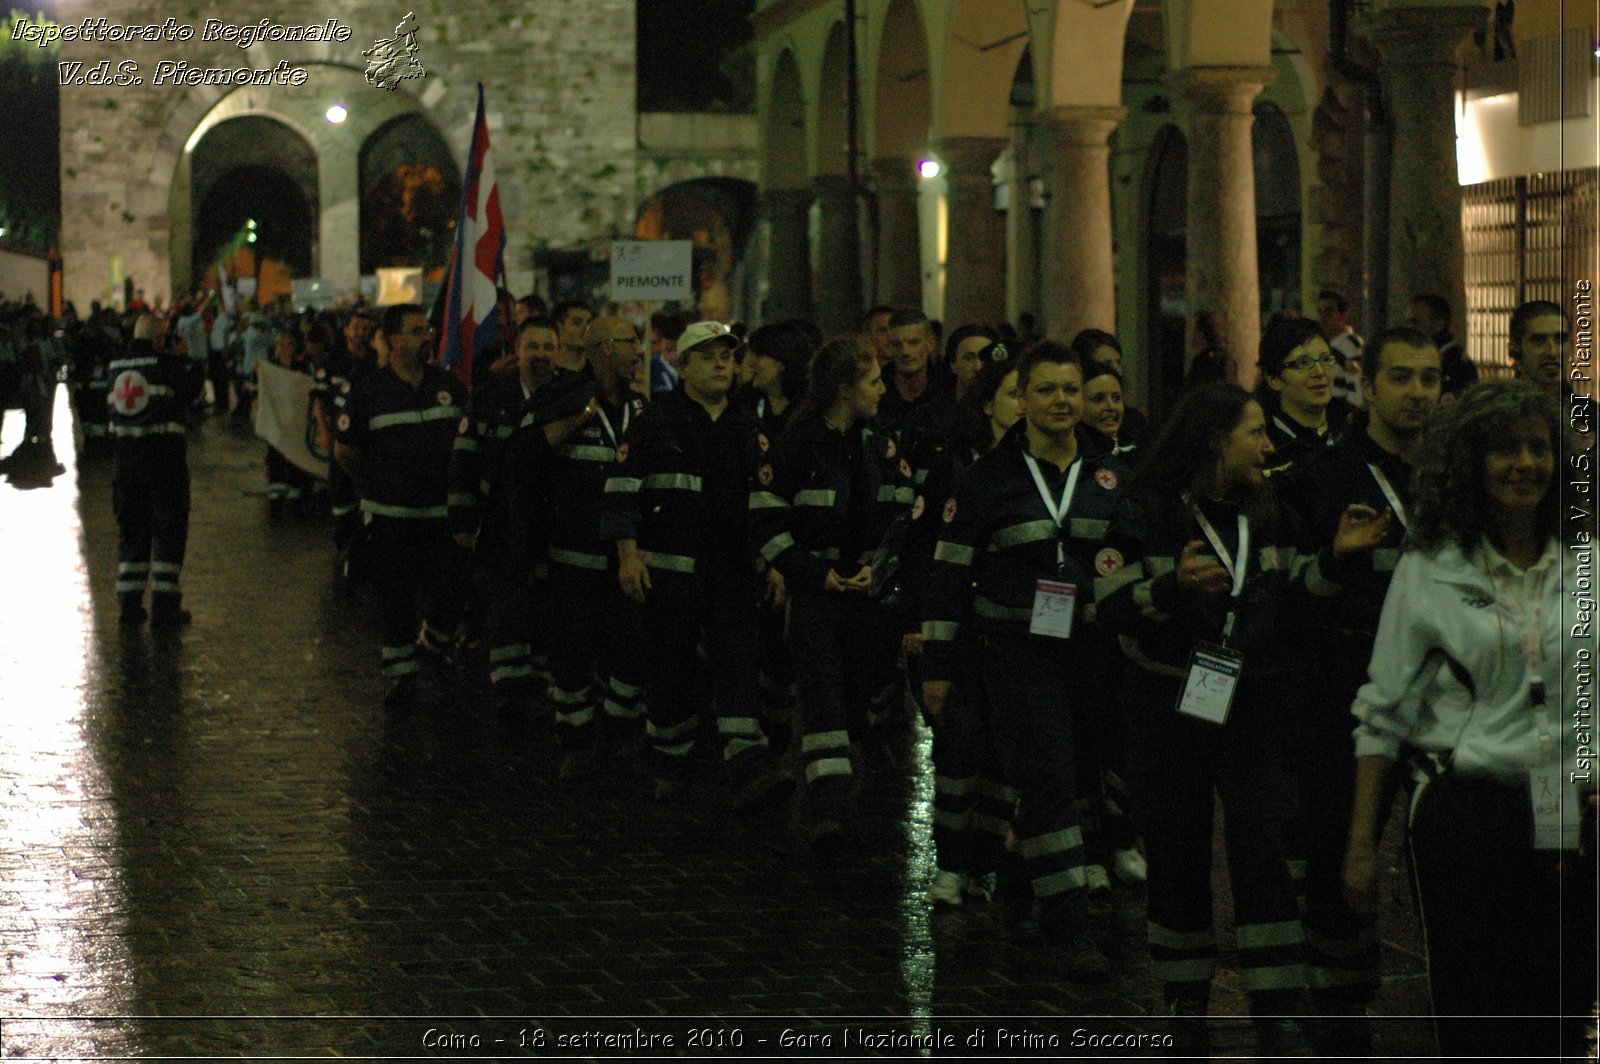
[751,337,915,858]
[1342,379,1595,1058]
[1095,382,1376,1053]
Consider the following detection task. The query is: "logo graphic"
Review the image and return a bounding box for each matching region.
[363,12,426,91]
[459,416,471,435]
[884,438,896,459]
[758,463,774,486]
[110,369,150,416]
[436,390,453,406]
[757,432,769,454]
[1095,467,1118,490]
[616,442,629,464]
[337,413,351,432]
[942,498,957,523]
[911,495,925,520]
[899,458,912,479]
[1094,548,1124,576]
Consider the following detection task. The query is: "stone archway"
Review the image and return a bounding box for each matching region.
[359,113,462,280]
[163,63,473,301]
[870,0,932,319]
[762,48,811,322]
[635,177,759,322]
[188,116,318,297]
[814,21,864,334]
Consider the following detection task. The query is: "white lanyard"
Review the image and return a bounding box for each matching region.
[1488,560,1548,705]
[1021,452,1082,569]
[1272,415,1299,441]
[1365,462,1410,529]
[1190,505,1250,598]
[594,398,630,450]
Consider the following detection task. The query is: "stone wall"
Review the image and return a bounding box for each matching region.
[55,0,638,307]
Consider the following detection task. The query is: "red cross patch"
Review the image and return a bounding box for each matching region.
[1095,467,1119,490]
[110,369,150,416]
[899,458,912,479]
[911,495,925,520]
[616,442,629,464]
[436,390,453,406]
[758,463,774,486]
[458,416,470,434]
[884,438,897,459]
[337,413,351,433]
[942,498,957,523]
[758,433,770,454]
[1094,548,1124,576]
[340,381,351,394]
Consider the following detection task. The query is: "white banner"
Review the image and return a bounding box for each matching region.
[253,358,328,478]
[610,240,693,301]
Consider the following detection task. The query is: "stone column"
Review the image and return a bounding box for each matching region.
[1038,105,1125,343]
[1006,117,1041,328]
[1168,66,1275,389]
[318,144,361,298]
[762,187,813,323]
[871,157,922,310]
[938,136,1008,329]
[814,174,865,337]
[1371,6,1483,336]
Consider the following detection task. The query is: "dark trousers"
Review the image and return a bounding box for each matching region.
[980,633,1090,947]
[546,561,645,747]
[1126,667,1306,1006]
[1408,772,1597,1057]
[788,588,901,822]
[366,515,467,685]
[922,640,1013,877]
[1070,627,1136,865]
[641,560,768,778]
[112,443,190,614]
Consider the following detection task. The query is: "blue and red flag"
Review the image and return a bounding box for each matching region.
[437,83,505,386]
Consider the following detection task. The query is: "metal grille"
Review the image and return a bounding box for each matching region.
[1463,168,1599,377]
[1519,30,1596,125]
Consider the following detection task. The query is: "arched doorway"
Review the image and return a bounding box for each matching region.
[359,113,462,283]
[634,178,759,322]
[187,116,317,306]
[1253,100,1302,316]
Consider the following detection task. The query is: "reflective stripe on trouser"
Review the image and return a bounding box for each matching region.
[487,643,535,685]
[787,589,899,823]
[930,658,1010,875]
[641,557,766,773]
[549,681,598,746]
[367,516,465,684]
[1125,666,1306,999]
[547,562,646,724]
[113,449,190,608]
[980,634,1089,946]
[382,643,419,679]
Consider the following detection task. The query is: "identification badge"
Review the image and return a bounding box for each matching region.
[1029,579,1077,639]
[1176,642,1243,724]
[1530,768,1581,851]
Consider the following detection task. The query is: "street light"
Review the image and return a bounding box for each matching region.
[326,103,348,124]
[918,158,942,180]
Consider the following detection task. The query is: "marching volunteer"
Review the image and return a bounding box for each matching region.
[750,337,916,858]
[603,321,791,809]
[334,304,468,707]
[921,342,1128,981]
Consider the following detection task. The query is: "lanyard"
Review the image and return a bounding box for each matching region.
[1487,558,1549,706]
[1272,415,1300,441]
[1366,462,1410,529]
[1189,502,1250,640]
[1021,452,1082,570]
[594,398,630,450]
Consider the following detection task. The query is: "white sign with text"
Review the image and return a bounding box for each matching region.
[610,241,692,302]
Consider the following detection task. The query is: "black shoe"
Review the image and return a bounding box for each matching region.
[1048,936,1111,983]
[1255,1017,1312,1057]
[383,675,417,709]
[807,819,846,864]
[118,604,148,626]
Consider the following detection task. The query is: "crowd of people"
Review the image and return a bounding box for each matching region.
[7,278,1594,1057]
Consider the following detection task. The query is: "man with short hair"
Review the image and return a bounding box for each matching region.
[335,305,469,706]
[550,300,593,372]
[1279,325,1443,1051]
[861,305,895,367]
[315,308,379,557]
[1405,293,1476,397]
[878,308,940,438]
[604,321,793,809]
[1316,287,1365,412]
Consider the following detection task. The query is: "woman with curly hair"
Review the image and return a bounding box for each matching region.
[1342,378,1595,1058]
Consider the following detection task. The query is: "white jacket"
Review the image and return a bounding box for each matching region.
[1351,538,1591,795]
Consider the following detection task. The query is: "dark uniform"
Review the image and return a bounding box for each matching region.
[511,373,647,758]
[749,397,798,734]
[1094,492,1311,1015]
[69,316,116,453]
[313,348,376,553]
[108,336,197,624]
[875,380,945,443]
[337,363,469,699]
[1263,409,1337,479]
[1276,431,1414,1020]
[921,428,1127,971]
[751,414,915,845]
[448,371,538,698]
[601,389,785,800]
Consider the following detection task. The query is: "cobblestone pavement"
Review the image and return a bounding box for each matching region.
[0,393,1436,1060]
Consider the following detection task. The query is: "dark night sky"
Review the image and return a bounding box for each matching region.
[636,0,755,112]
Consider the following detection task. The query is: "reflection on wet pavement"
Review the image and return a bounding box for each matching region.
[0,392,1435,1059]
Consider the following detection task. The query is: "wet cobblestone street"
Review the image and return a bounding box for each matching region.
[0,395,1435,1060]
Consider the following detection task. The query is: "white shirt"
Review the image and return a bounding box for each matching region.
[1351,538,1581,784]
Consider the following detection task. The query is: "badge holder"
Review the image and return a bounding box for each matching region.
[1029,579,1076,639]
[1176,627,1243,725]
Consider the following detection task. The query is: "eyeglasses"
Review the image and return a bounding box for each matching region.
[1282,354,1337,372]
[601,336,640,350]
[400,325,433,336]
